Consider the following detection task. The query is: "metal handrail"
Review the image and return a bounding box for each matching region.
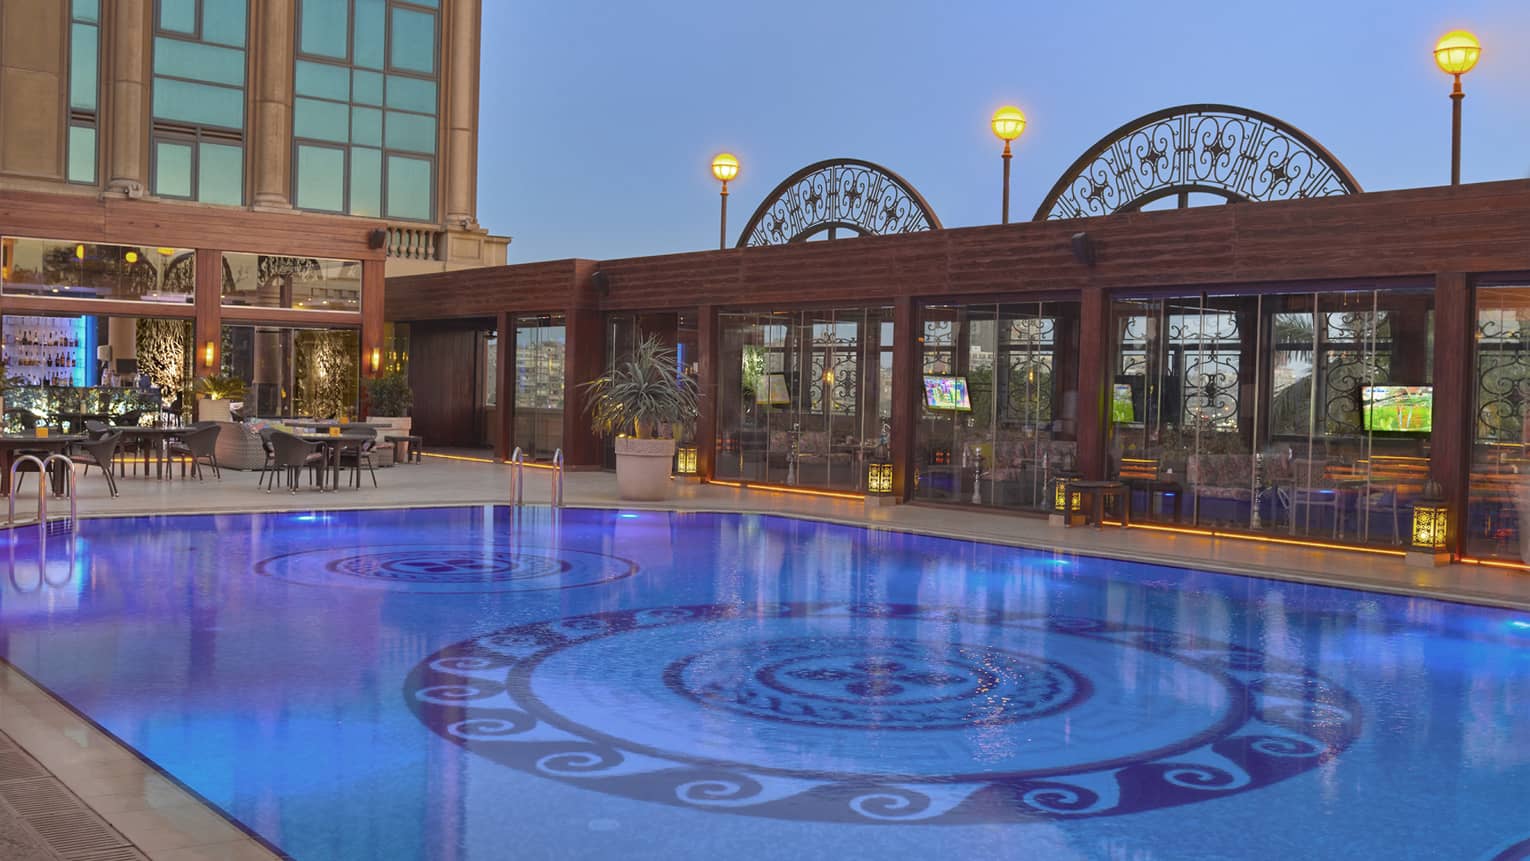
[510,446,524,506]
[8,455,47,525]
[551,449,564,508]
[42,454,77,527]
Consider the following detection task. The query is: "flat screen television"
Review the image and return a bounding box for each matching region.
[757,372,790,406]
[1111,383,1136,423]
[1362,385,1433,432]
[923,375,972,411]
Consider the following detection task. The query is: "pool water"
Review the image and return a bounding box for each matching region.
[1,506,1527,860]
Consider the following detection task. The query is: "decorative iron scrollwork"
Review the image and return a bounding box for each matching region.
[1035,104,1361,221]
[737,158,941,247]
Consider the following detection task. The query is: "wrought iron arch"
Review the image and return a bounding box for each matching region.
[736,158,942,247]
[1034,104,1362,221]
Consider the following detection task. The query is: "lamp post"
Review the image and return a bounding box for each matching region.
[710,153,739,249]
[1433,30,1481,186]
[990,106,1027,224]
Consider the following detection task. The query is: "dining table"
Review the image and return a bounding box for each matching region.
[0,434,88,495]
[296,432,375,491]
[109,426,187,480]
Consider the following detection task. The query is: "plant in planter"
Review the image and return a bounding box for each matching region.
[582,336,699,501]
[193,373,247,422]
[363,372,414,434]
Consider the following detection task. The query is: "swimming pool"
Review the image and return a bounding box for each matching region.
[1,506,1527,859]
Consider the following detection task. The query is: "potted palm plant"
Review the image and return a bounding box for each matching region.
[194,374,247,422]
[582,335,699,501]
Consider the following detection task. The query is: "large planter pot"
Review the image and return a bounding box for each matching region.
[197,398,232,422]
[615,436,675,501]
[368,416,412,435]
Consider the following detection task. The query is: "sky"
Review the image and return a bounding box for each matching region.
[478,0,1530,263]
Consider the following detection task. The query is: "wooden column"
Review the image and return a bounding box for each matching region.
[1430,272,1472,557]
[1076,286,1110,480]
[891,295,917,500]
[193,249,221,378]
[696,304,718,480]
[493,310,511,461]
[561,306,604,468]
[360,259,385,379]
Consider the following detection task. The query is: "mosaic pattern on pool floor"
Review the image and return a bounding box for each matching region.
[255,544,640,593]
[405,602,1362,823]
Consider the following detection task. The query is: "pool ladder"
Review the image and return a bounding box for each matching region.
[7,454,78,531]
[508,447,564,509]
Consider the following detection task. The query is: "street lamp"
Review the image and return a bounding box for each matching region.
[990,106,1027,224]
[1433,30,1481,186]
[711,153,740,250]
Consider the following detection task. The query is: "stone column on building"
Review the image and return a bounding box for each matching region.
[250,0,295,208]
[443,0,481,230]
[104,0,150,197]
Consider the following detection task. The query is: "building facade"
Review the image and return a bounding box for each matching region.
[0,0,502,419]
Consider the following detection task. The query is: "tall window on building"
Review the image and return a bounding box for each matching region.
[67,1,101,184]
[150,0,248,205]
[293,0,440,221]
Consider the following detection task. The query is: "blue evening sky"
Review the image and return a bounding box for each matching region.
[478,0,1530,263]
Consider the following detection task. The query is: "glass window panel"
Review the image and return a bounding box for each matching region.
[299,0,348,58]
[153,37,246,87]
[385,75,436,113]
[0,239,194,304]
[349,147,381,217]
[388,7,435,74]
[154,140,194,197]
[158,0,196,33]
[384,110,434,154]
[197,142,242,205]
[295,145,345,211]
[352,70,384,106]
[152,77,243,128]
[201,0,247,47]
[69,23,97,110]
[68,126,96,184]
[294,97,349,142]
[385,155,431,220]
[295,59,349,100]
[353,0,385,69]
[407,0,437,6]
[72,0,99,22]
[350,106,382,146]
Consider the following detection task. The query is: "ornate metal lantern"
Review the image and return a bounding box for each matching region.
[867,461,893,495]
[1052,476,1081,513]
[1411,482,1449,552]
[676,445,698,475]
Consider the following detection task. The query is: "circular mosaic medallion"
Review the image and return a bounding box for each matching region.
[667,637,1087,730]
[404,603,1362,823]
[255,545,638,593]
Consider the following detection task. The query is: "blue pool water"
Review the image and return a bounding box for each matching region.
[1,506,1528,860]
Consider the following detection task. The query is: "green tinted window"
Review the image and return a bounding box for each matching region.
[300,0,349,58]
[388,7,434,73]
[385,155,431,220]
[198,142,243,205]
[68,126,97,184]
[295,97,349,143]
[201,0,247,47]
[296,145,346,211]
[349,147,382,217]
[155,140,194,197]
[353,0,386,69]
[385,75,435,113]
[69,23,98,110]
[154,37,245,87]
[72,0,99,22]
[384,111,434,154]
[153,77,243,128]
[352,70,384,106]
[159,0,196,32]
[295,60,350,101]
[351,107,382,146]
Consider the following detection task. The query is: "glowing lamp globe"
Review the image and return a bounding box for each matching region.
[1433,30,1481,76]
[711,153,739,183]
[991,106,1027,143]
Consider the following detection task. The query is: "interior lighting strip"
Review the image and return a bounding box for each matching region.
[705,479,865,501]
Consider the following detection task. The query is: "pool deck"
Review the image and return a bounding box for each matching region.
[1,455,1526,860]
